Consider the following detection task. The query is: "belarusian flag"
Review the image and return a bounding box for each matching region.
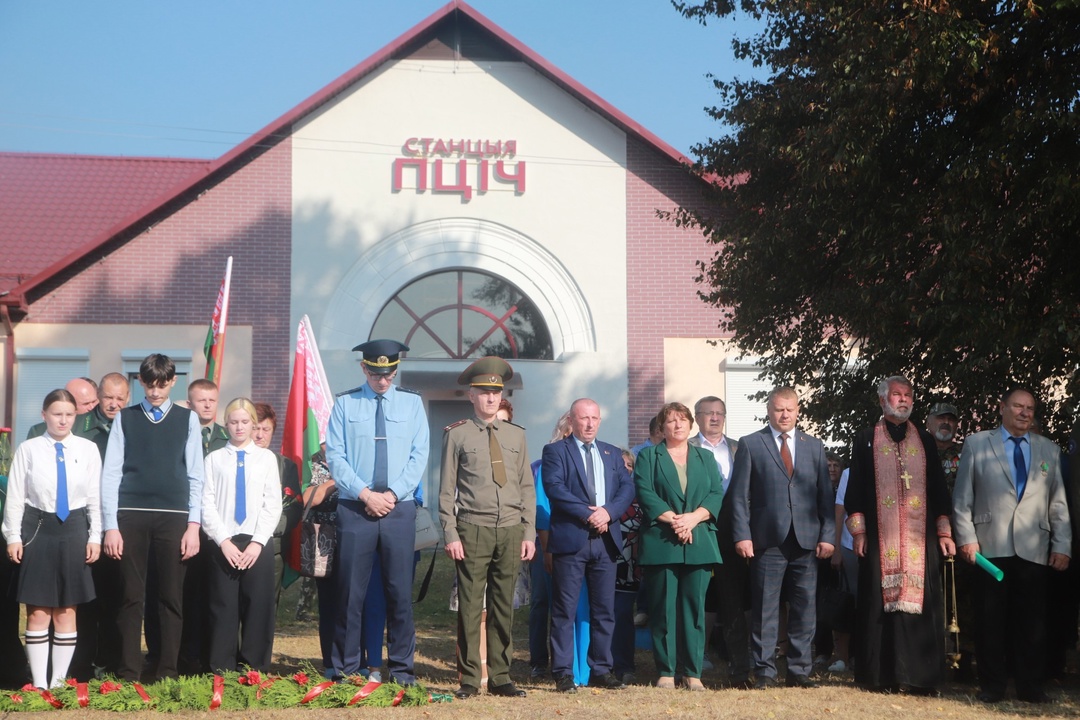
[203,257,233,386]
[282,314,333,581]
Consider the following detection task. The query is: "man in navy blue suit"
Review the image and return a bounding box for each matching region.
[542,398,636,693]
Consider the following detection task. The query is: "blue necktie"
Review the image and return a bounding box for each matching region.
[1012,436,1028,500]
[151,406,164,422]
[55,442,69,523]
[235,450,247,525]
[373,395,388,492]
[583,443,597,503]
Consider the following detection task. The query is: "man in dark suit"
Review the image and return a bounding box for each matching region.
[729,386,835,689]
[952,386,1071,704]
[542,398,636,693]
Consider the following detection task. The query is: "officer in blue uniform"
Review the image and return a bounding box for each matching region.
[325,339,429,684]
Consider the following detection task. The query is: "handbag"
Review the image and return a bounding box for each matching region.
[298,502,336,578]
[414,506,440,551]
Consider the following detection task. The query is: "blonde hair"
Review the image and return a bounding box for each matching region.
[550,411,573,443]
[223,397,258,425]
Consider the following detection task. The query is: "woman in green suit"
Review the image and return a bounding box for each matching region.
[635,402,724,690]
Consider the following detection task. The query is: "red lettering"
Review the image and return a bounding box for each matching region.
[448,139,465,155]
[392,158,427,193]
[433,159,473,201]
[483,140,502,157]
[464,140,484,157]
[432,139,449,156]
[403,138,420,156]
[477,160,489,194]
[503,140,517,157]
[494,161,525,194]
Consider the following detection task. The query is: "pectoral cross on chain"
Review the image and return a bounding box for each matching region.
[900,470,912,490]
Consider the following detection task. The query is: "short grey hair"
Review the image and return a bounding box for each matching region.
[877,375,913,400]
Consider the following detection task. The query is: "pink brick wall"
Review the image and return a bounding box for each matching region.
[26,139,294,420]
[625,138,731,444]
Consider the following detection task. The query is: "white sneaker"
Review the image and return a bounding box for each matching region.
[827,660,847,673]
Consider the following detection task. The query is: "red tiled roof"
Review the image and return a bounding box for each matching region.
[0,153,208,294]
[1,0,700,309]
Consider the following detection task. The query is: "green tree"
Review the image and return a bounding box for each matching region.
[675,0,1080,444]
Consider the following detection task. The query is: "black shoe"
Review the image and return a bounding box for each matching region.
[729,676,753,690]
[977,690,1005,704]
[488,682,526,698]
[454,684,479,699]
[555,675,578,693]
[754,676,776,690]
[785,674,819,689]
[591,673,627,690]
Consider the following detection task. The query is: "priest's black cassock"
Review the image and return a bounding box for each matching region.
[845,420,952,691]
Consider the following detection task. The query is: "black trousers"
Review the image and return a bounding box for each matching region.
[207,535,277,673]
[975,555,1047,697]
[116,511,189,681]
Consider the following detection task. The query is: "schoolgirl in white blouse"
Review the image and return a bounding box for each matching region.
[201,397,281,673]
[3,389,102,689]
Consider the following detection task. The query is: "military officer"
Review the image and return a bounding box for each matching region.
[325,339,428,684]
[440,357,535,700]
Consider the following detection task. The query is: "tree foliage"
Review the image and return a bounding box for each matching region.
[675,0,1080,445]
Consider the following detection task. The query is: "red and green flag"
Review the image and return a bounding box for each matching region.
[282,314,333,583]
[203,256,233,386]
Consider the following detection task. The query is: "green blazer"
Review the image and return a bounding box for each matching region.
[634,442,724,566]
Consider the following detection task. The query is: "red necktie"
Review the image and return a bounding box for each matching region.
[780,433,793,477]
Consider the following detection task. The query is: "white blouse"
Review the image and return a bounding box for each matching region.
[2,433,103,544]
[202,442,282,547]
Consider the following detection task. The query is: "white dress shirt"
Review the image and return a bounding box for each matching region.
[695,432,733,491]
[201,441,282,547]
[2,433,103,544]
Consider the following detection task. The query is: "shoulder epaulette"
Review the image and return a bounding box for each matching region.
[503,420,525,429]
[396,386,421,396]
[336,385,366,397]
[444,419,469,432]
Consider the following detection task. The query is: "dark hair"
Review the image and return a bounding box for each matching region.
[139,354,176,386]
[1001,385,1037,406]
[254,402,277,428]
[43,389,77,412]
[654,402,695,432]
[497,399,513,422]
[648,415,663,435]
[187,378,218,394]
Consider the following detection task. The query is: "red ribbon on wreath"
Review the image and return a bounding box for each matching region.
[347,680,382,706]
[391,689,406,707]
[300,680,335,704]
[210,675,225,710]
[76,682,90,708]
[18,685,63,709]
[132,683,151,703]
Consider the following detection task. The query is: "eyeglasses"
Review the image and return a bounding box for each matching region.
[697,411,726,418]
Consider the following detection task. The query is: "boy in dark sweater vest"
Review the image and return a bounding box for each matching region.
[102,354,204,682]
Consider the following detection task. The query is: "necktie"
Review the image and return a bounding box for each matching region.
[55,442,69,523]
[151,406,164,422]
[583,442,597,501]
[488,425,507,487]
[373,395,388,492]
[235,449,247,525]
[1012,436,1028,500]
[780,433,794,477]
[202,426,211,455]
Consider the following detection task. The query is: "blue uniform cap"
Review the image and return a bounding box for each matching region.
[352,339,409,375]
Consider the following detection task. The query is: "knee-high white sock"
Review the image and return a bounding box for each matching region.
[50,631,78,688]
[24,629,50,689]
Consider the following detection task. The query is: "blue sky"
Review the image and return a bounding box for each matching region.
[0,1,761,160]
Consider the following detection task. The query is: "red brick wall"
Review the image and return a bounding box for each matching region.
[26,138,293,417]
[625,138,731,443]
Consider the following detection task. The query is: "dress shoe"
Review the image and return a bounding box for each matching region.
[453,684,479,699]
[591,673,627,690]
[785,674,819,689]
[728,675,753,690]
[976,690,1004,704]
[684,677,706,692]
[555,675,578,693]
[488,682,526,698]
[753,676,776,690]
[655,676,676,689]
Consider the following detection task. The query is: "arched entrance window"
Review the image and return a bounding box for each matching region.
[370,270,553,360]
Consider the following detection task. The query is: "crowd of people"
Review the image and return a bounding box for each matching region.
[0,345,1076,707]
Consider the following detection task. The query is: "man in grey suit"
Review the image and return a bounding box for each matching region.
[953,386,1071,704]
[729,387,835,689]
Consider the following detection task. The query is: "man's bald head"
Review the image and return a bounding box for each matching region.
[65,378,99,414]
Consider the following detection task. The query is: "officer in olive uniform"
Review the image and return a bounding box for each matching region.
[440,357,535,700]
[326,339,428,685]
